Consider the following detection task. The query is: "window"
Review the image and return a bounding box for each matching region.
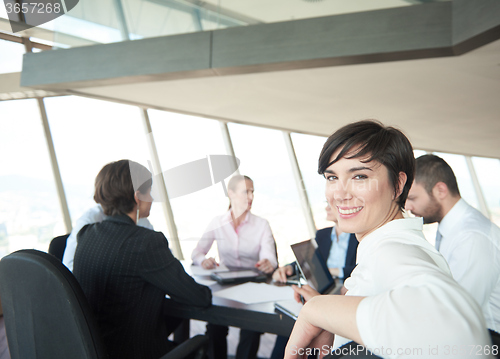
[148,109,228,259]
[291,133,329,229]
[43,96,153,229]
[228,123,310,264]
[472,156,500,226]
[0,99,63,256]
[0,39,25,74]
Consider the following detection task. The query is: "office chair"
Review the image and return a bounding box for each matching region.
[0,250,208,359]
[48,233,69,261]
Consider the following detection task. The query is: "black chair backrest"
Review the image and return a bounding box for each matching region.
[48,233,69,261]
[0,249,108,359]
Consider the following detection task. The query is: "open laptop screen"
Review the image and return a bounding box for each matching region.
[291,239,335,294]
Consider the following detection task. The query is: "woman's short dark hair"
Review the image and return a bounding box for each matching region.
[94,160,152,216]
[318,120,415,210]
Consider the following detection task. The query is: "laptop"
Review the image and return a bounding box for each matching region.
[291,239,336,295]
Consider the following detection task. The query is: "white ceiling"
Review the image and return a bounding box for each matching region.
[72,37,500,158]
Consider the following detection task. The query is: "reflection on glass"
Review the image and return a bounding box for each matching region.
[291,133,329,229]
[0,39,25,74]
[472,157,500,227]
[11,0,429,48]
[0,99,62,257]
[44,96,152,230]
[228,123,309,264]
[148,109,228,259]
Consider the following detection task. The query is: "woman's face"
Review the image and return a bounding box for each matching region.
[324,150,403,240]
[229,179,254,214]
[137,187,153,219]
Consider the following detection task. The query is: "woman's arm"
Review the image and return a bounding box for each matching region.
[284,295,365,359]
[191,226,217,266]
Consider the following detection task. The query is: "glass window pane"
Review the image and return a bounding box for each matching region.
[291,133,329,229]
[43,96,156,231]
[472,157,500,226]
[228,123,310,265]
[0,39,25,74]
[0,99,63,256]
[149,110,228,259]
[413,149,427,158]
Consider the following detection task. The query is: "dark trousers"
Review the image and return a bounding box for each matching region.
[206,323,261,359]
[270,335,287,359]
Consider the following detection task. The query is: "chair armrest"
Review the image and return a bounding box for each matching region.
[159,334,208,359]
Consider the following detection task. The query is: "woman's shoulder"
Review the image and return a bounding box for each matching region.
[247,212,270,225]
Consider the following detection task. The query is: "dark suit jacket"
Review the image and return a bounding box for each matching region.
[73,215,212,359]
[315,227,358,279]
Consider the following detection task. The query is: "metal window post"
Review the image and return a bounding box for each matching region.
[219,121,239,175]
[140,109,184,259]
[282,131,317,239]
[37,98,72,233]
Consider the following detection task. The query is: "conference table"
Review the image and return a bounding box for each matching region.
[163,262,297,338]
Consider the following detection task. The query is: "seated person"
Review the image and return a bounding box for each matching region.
[62,204,153,271]
[191,175,277,359]
[73,160,212,359]
[270,204,358,359]
[272,203,358,283]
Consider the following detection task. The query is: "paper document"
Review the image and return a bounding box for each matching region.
[213,282,294,304]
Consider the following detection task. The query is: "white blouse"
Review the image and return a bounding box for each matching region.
[334,218,493,359]
[191,211,277,269]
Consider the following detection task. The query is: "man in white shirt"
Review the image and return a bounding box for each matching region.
[405,154,500,341]
[62,204,153,271]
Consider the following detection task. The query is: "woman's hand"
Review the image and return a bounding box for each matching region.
[272,264,294,283]
[292,284,320,303]
[201,257,218,269]
[284,302,334,359]
[256,258,274,273]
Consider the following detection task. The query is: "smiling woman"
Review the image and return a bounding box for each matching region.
[318,120,414,240]
[284,120,493,359]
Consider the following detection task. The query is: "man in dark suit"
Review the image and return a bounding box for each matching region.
[73,160,212,359]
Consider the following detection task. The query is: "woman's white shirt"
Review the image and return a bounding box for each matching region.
[191,211,277,269]
[334,218,492,358]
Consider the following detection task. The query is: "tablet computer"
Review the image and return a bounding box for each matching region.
[291,239,336,294]
[210,269,267,285]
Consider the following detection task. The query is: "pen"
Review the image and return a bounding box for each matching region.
[296,263,305,304]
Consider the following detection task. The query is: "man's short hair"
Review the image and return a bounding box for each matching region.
[318,120,415,210]
[415,154,460,197]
